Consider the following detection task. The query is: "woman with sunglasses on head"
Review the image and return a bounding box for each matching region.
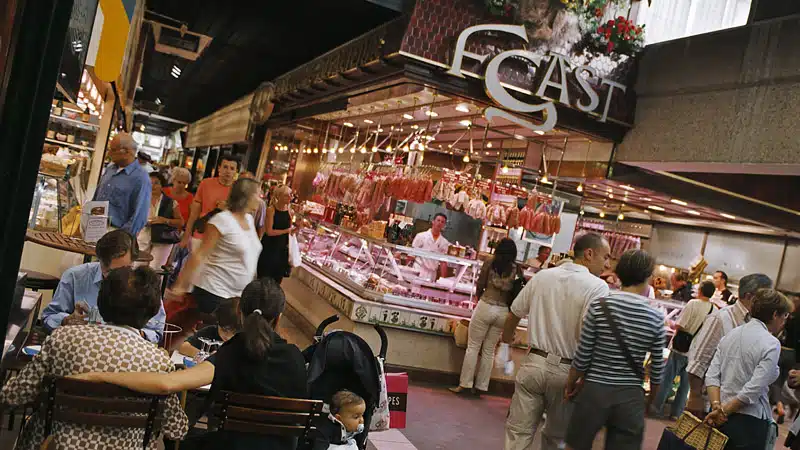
[73,277,307,450]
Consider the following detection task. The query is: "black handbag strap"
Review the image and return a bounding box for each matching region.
[598,299,644,380]
[691,303,715,337]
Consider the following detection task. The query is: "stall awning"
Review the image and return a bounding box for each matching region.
[184,93,253,148]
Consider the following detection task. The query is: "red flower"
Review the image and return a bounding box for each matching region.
[607,19,614,26]
[617,16,625,22]
[598,26,605,34]
[607,41,615,53]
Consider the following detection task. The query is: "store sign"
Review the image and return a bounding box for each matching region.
[448,24,628,132]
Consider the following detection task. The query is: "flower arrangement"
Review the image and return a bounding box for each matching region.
[594,16,644,55]
[484,0,518,18]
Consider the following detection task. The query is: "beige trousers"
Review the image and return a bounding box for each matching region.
[505,352,573,450]
[458,301,508,391]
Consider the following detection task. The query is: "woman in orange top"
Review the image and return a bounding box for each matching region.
[163,167,194,225]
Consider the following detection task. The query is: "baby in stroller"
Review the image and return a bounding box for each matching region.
[313,390,367,450]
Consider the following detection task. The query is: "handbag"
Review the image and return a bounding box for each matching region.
[657,421,714,450]
[672,304,714,353]
[598,299,644,380]
[369,357,391,431]
[508,265,526,306]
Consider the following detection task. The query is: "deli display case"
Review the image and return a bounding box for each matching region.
[296,214,483,319]
[28,172,80,232]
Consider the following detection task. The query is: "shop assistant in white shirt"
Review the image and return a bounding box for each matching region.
[411,213,450,281]
[194,210,262,298]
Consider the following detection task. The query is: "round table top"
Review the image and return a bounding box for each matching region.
[26,229,153,262]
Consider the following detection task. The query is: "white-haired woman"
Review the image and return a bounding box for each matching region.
[257,184,294,284]
[163,167,194,224]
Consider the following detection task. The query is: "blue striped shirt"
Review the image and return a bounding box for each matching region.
[573,291,667,387]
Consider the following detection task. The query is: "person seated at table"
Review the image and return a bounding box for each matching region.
[0,266,188,449]
[178,297,241,358]
[41,229,166,343]
[73,277,307,450]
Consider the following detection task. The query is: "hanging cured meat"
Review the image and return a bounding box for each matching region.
[466,198,487,220]
[506,205,520,228]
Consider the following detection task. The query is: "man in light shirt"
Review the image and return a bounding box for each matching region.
[411,213,450,281]
[651,280,717,419]
[685,273,773,417]
[710,270,733,307]
[502,233,611,450]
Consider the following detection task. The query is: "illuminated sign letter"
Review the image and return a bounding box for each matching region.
[484,49,557,132]
[536,54,571,106]
[574,65,600,113]
[447,24,528,78]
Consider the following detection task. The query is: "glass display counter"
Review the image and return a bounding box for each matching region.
[28,172,79,232]
[296,214,482,319]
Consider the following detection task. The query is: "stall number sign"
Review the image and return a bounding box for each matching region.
[448,24,628,133]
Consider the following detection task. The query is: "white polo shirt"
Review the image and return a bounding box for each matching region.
[411,229,450,280]
[511,262,609,360]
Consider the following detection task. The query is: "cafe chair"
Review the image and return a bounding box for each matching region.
[38,376,167,450]
[210,392,323,448]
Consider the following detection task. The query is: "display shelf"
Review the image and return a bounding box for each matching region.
[49,114,99,130]
[297,215,482,318]
[44,138,93,152]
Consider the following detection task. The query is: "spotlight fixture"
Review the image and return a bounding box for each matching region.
[343,122,354,128]
[363,119,374,124]
[459,120,472,127]
[402,113,414,120]
[487,142,493,148]
[577,183,583,192]
[455,103,470,113]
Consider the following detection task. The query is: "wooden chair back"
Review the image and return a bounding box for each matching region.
[212,391,323,440]
[40,376,166,449]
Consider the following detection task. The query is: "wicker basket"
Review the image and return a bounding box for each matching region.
[669,412,728,450]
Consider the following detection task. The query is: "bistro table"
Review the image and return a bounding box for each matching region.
[25,229,153,263]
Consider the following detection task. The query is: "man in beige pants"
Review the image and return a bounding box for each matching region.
[502,233,611,450]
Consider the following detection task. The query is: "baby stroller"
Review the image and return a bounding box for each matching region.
[303,315,388,450]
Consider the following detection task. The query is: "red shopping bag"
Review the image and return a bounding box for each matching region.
[386,372,408,429]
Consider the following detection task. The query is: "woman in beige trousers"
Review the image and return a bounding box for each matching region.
[451,238,520,395]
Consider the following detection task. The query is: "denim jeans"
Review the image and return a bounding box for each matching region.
[652,351,690,418]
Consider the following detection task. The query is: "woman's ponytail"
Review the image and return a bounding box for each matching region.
[243,309,273,360]
[239,278,286,361]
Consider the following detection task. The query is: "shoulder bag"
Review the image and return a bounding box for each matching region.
[598,299,644,380]
[508,265,526,306]
[671,303,714,353]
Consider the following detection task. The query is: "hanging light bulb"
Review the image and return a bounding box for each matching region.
[338,147,344,154]
[541,175,549,183]
[403,145,409,152]
[618,213,625,220]
[599,211,605,218]
[577,183,584,193]
[463,153,470,163]
[313,148,319,154]
[580,209,585,216]
[386,145,392,152]
[322,148,328,153]
[360,147,367,154]
[502,165,509,174]
[350,147,356,153]
[372,146,378,153]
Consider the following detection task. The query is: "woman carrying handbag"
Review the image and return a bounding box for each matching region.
[450,238,523,396]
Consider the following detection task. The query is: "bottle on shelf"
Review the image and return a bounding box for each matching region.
[81,107,90,123]
[53,100,63,116]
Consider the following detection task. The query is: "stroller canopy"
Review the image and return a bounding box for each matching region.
[306,331,381,409]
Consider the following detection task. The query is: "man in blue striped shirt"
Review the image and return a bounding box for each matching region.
[565,249,666,450]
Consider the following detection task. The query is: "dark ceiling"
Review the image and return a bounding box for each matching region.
[133,0,402,136]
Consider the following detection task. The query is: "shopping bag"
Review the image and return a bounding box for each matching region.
[288,234,301,267]
[453,319,469,348]
[658,413,725,450]
[386,372,408,429]
[369,357,390,431]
